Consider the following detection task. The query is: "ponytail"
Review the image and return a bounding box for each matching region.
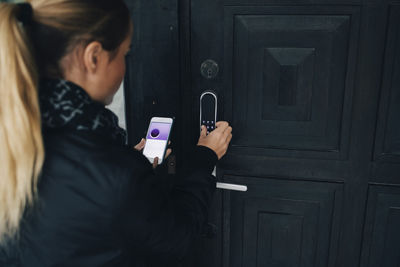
[0,0,130,244]
[0,3,44,243]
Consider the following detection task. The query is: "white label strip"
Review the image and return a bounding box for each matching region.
[216,182,248,192]
[213,167,247,191]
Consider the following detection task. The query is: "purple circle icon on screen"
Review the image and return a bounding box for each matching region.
[151,129,160,138]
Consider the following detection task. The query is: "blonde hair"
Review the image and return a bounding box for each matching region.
[0,0,130,244]
[0,2,44,243]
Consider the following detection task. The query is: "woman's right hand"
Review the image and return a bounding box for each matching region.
[197,121,233,160]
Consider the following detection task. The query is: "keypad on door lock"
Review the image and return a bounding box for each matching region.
[200,91,217,135]
[202,120,215,134]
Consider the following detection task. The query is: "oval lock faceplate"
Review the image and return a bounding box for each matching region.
[201,59,219,79]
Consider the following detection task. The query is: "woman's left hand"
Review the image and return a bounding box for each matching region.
[134,138,172,169]
[134,138,146,151]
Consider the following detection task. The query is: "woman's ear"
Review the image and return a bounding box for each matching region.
[83,41,103,73]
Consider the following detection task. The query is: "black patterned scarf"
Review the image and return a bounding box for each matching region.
[39,79,127,145]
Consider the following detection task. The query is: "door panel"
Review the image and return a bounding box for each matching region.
[372,4,400,183]
[361,186,400,267]
[222,176,343,267]
[224,7,360,160]
[361,5,400,267]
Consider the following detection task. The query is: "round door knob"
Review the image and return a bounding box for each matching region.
[201,59,219,79]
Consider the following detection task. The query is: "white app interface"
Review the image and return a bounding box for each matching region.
[143,122,171,160]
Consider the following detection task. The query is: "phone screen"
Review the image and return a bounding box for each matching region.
[143,122,172,162]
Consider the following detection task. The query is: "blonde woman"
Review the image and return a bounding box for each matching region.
[0,1,233,266]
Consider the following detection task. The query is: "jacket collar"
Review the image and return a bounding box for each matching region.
[39,78,127,146]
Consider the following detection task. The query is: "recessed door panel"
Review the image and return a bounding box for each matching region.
[222,176,343,267]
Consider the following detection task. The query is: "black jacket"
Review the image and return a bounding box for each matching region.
[4,128,217,266]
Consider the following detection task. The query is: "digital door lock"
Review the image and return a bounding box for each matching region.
[200,91,247,192]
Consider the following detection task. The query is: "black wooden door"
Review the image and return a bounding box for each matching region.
[179,0,400,266]
[124,0,400,266]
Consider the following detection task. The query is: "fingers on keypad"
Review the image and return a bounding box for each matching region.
[202,120,215,135]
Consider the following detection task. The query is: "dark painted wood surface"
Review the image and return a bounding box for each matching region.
[124,0,180,151]
[124,0,400,266]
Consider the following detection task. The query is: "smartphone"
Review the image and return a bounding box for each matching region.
[142,117,173,165]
